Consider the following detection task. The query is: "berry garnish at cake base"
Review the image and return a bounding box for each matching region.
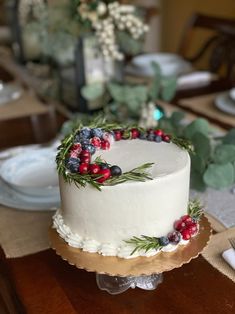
[54,120,196,259]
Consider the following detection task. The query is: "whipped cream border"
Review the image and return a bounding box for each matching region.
[53,211,190,259]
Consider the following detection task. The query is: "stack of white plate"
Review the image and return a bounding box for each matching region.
[0,148,60,211]
[126,53,193,77]
[214,88,235,116]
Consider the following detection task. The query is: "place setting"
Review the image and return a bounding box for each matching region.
[214,88,235,116]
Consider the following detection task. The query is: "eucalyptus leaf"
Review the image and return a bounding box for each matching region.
[170,111,185,126]
[81,83,105,101]
[148,77,160,102]
[214,144,235,164]
[203,163,234,189]
[190,170,206,191]
[192,132,211,160]
[191,154,206,174]
[116,31,143,55]
[125,86,148,115]
[107,83,125,103]
[160,76,177,102]
[151,61,162,77]
[183,118,209,139]
[221,128,235,145]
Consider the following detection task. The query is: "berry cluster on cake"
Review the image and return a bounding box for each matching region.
[53,122,202,259]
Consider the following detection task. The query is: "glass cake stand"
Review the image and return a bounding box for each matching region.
[49,214,211,295]
[96,273,163,295]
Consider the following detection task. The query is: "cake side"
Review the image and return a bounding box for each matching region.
[54,140,192,258]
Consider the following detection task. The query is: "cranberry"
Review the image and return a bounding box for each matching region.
[131,128,140,139]
[101,140,110,150]
[114,130,122,141]
[79,163,89,174]
[89,164,101,175]
[187,223,198,236]
[174,219,186,231]
[163,134,171,142]
[181,229,191,240]
[181,214,193,226]
[96,168,111,183]
[154,129,164,137]
[80,156,90,164]
[79,150,91,159]
[90,137,101,148]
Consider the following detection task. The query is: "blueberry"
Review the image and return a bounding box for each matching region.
[82,144,96,155]
[139,133,147,140]
[110,165,122,176]
[158,236,170,246]
[155,135,162,143]
[147,133,155,141]
[91,128,103,138]
[79,127,91,139]
[80,139,90,147]
[99,162,109,169]
[65,157,80,173]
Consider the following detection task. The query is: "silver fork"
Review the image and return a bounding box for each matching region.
[229,237,235,250]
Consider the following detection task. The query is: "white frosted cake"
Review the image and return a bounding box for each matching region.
[54,126,200,259]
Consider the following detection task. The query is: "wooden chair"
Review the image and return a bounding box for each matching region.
[178,13,235,82]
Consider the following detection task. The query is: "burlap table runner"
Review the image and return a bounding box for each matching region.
[0,205,54,258]
[202,227,235,282]
[0,90,49,121]
[178,93,235,128]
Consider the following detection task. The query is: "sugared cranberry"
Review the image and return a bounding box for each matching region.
[69,150,79,158]
[96,168,111,183]
[79,163,89,174]
[187,223,198,236]
[174,219,186,231]
[90,137,101,148]
[163,134,171,142]
[154,129,163,137]
[168,231,181,244]
[181,229,191,240]
[131,128,140,139]
[114,130,122,141]
[101,140,110,150]
[181,214,193,226]
[71,143,82,151]
[89,164,100,175]
[80,156,90,164]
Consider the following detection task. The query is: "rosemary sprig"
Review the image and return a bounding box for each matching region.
[171,136,194,154]
[187,199,203,220]
[105,163,154,186]
[125,236,162,255]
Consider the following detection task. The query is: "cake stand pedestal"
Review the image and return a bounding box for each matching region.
[49,215,211,294]
[96,273,163,294]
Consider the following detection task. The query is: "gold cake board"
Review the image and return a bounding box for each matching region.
[49,215,212,277]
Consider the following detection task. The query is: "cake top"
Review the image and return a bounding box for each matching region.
[56,121,193,190]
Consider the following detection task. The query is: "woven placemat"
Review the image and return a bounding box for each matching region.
[178,93,235,128]
[202,227,235,283]
[0,206,54,258]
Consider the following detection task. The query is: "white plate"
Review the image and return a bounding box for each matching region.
[214,92,235,116]
[0,148,59,197]
[0,178,60,211]
[229,88,235,101]
[131,53,193,77]
[0,83,22,106]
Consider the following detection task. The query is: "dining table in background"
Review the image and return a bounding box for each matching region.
[0,55,235,314]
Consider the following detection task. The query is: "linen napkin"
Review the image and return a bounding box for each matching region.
[222,248,235,270]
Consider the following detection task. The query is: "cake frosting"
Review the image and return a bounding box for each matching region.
[54,138,191,258]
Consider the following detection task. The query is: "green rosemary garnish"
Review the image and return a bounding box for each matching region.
[187,199,203,220]
[125,236,163,255]
[171,136,194,154]
[105,163,154,186]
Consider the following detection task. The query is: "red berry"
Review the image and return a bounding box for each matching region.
[154,129,163,137]
[114,130,122,141]
[174,219,186,231]
[81,156,90,164]
[79,163,89,174]
[96,168,111,183]
[101,140,110,150]
[80,150,91,159]
[90,137,101,148]
[89,164,100,175]
[163,134,171,142]
[131,128,140,139]
[181,214,193,226]
[187,223,198,236]
[71,143,82,151]
[181,229,191,240]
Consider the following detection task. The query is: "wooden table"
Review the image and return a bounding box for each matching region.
[0,59,235,313]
